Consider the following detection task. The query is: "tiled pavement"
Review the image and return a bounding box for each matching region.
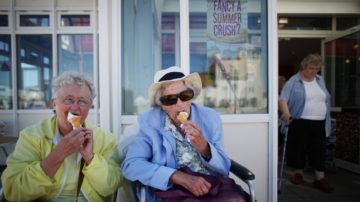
[278,164,360,202]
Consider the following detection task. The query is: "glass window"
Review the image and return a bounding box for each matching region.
[0,15,8,27]
[0,35,12,110]
[248,13,261,30]
[58,35,94,81]
[278,17,331,30]
[189,0,268,114]
[60,15,90,27]
[162,16,175,30]
[20,15,49,27]
[336,17,359,31]
[325,32,360,108]
[190,14,206,29]
[17,35,52,109]
[162,34,176,69]
[122,0,179,115]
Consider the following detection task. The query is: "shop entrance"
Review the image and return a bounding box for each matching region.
[278,38,322,81]
[322,25,360,174]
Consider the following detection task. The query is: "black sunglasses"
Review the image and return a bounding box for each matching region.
[160,89,194,106]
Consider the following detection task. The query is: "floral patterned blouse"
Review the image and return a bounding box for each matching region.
[163,114,210,175]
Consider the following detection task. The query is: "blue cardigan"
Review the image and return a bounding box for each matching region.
[279,71,331,137]
[122,103,231,201]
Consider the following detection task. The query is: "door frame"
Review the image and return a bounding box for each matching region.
[321,24,360,174]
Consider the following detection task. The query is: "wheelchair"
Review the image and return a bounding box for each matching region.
[116,160,256,202]
[117,122,256,202]
[117,159,256,202]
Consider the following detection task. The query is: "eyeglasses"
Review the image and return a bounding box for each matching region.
[309,67,321,72]
[160,89,194,106]
[56,97,92,106]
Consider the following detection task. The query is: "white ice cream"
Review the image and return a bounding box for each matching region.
[67,112,82,130]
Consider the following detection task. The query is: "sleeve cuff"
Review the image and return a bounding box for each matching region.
[199,143,218,168]
[149,166,176,191]
[84,153,101,170]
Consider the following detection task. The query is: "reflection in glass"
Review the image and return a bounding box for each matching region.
[20,15,49,27]
[278,17,331,30]
[162,34,175,69]
[0,35,12,109]
[189,0,268,114]
[325,32,360,108]
[61,15,90,27]
[248,13,261,30]
[17,35,52,109]
[0,15,8,27]
[162,16,175,30]
[122,0,179,115]
[58,35,93,79]
[336,17,359,31]
[190,15,206,29]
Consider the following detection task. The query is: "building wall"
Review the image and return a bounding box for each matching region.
[224,123,269,202]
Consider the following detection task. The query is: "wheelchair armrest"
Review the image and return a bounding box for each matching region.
[230,159,255,181]
[133,180,144,187]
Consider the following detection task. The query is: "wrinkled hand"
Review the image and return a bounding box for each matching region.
[181,121,210,157]
[53,128,87,159]
[282,112,291,123]
[169,171,211,197]
[79,128,94,165]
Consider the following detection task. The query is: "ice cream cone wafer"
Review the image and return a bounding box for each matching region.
[177,112,188,123]
[68,112,82,129]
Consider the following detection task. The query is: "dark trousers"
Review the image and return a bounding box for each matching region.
[286,119,327,171]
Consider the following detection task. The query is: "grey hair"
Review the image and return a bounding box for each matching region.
[51,71,96,100]
[300,53,323,71]
[154,80,195,107]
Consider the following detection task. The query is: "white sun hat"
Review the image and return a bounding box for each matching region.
[148,66,202,107]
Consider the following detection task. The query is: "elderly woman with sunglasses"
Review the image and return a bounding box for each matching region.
[2,71,124,201]
[122,66,231,201]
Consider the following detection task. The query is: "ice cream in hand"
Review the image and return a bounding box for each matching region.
[68,112,82,129]
[177,112,190,142]
[177,112,188,123]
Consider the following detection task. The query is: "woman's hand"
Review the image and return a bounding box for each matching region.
[282,111,292,123]
[181,121,211,158]
[79,128,95,165]
[279,100,291,123]
[169,171,211,197]
[41,127,87,179]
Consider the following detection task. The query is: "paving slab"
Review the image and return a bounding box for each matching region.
[278,164,360,202]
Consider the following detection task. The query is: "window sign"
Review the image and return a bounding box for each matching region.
[189,0,268,114]
[207,0,247,45]
[122,0,267,115]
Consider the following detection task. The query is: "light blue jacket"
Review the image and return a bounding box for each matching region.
[121,103,231,201]
[279,71,331,137]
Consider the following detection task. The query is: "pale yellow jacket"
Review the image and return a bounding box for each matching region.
[1,116,125,201]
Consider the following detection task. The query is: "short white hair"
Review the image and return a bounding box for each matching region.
[154,80,195,107]
[51,71,96,100]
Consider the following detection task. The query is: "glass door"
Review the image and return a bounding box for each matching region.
[322,25,360,173]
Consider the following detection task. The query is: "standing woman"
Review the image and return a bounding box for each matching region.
[279,53,333,193]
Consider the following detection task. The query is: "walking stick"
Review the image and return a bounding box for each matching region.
[278,119,291,194]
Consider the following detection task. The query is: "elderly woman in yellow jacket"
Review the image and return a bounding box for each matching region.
[1,71,124,201]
